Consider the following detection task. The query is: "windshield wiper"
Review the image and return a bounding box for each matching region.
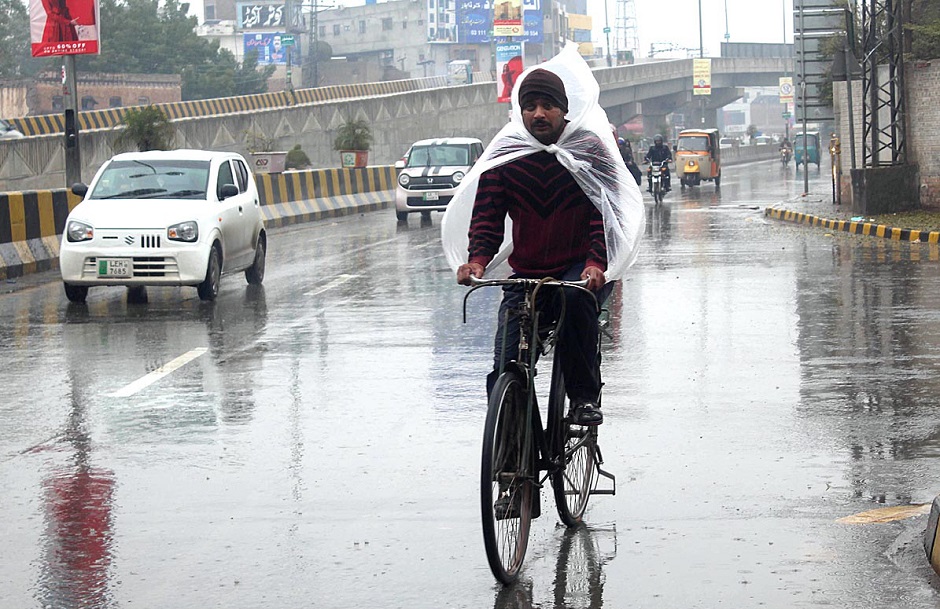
[97,187,168,199]
[162,189,205,198]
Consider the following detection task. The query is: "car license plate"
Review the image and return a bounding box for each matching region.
[423,192,439,201]
[97,258,132,277]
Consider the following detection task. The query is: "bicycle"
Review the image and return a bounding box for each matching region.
[463,275,616,585]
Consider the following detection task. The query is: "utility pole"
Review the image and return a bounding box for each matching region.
[63,56,81,187]
[604,0,612,67]
[698,0,704,57]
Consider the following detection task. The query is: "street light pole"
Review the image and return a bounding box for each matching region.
[604,0,612,67]
[724,0,730,42]
[698,0,704,57]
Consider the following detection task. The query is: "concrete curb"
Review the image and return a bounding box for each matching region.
[764,205,940,244]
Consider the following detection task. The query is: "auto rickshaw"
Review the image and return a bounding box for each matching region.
[675,128,721,189]
[793,131,820,168]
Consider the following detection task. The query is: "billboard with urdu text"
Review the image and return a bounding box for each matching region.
[29,0,100,57]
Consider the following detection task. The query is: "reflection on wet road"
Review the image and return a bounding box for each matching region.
[1,159,939,607]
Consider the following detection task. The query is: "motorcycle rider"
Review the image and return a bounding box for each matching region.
[618,137,642,185]
[779,136,792,153]
[644,134,672,193]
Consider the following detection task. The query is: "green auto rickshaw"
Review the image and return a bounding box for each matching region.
[794,132,820,168]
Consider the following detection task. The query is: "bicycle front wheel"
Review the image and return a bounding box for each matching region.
[481,370,534,585]
[548,359,597,527]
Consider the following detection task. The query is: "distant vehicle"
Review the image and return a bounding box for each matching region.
[394,137,484,223]
[754,135,773,146]
[719,137,736,150]
[59,149,267,303]
[676,128,721,189]
[448,60,473,85]
[0,118,24,139]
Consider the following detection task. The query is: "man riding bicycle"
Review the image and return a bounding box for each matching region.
[455,69,620,426]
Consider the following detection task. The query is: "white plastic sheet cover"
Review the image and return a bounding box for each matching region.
[440,42,645,281]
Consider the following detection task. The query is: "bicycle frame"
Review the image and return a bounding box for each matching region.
[463,276,615,492]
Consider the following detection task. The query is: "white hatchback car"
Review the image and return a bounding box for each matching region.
[60,149,266,303]
[395,137,484,223]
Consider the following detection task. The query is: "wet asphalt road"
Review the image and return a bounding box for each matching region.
[2,159,940,608]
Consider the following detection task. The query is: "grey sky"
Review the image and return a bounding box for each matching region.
[591,0,795,58]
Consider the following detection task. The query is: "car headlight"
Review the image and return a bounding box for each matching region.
[66,220,94,242]
[167,221,198,242]
[452,171,465,184]
[398,173,411,187]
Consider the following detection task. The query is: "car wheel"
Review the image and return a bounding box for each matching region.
[197,244,222,301]
[63,283,88,303]
[396,211,408,223]
[127,286,148,303]
[245,236,266,285]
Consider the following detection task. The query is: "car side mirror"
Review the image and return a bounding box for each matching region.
[71,183,88,197]
[219,183,239,200]
[394,160,405,169]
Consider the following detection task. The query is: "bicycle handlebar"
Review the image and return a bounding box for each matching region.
[463,275,598,324]
[467,275,590,289]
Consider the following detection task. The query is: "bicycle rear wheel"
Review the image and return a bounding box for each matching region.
[548,357,597,527]
[481,370,534,584]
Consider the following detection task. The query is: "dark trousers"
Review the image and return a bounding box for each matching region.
[487,264,612,404]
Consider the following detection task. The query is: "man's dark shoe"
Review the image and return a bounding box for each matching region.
[571,401,603,426]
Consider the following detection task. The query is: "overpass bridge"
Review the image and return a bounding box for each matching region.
[0,57,789,191]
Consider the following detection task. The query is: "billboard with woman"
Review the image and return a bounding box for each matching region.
[30,0,100,57]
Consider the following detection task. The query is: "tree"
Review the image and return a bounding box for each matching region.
[77,0,273,100]
[113,106,176,151]
[909,0,940,60]
[234,50,275,96]
[0,0,41,78]
[746,124,758,143]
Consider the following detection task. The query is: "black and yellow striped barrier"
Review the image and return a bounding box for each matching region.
[254,166,396,228]
[764,207,940,244]
[0,166,396,279]
[6,75,454,137]
[0,188,83,279]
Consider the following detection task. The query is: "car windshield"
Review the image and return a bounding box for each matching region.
[406,144,470,167]
[677,136,709,151]
[89,159,211,200]
[794,135,816,147]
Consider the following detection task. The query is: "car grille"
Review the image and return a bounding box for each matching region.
[407,195,454,207]
[403,176,457,191]
[82,257,180,279]
[131,234,162,248]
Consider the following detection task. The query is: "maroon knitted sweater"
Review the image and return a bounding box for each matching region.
[467,150,607,276]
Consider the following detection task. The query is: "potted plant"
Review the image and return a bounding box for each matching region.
[333,117,372,168]
[244,129,288,173]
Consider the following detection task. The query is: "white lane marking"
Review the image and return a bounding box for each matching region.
[108,348,209,397]
[304,273,359,297]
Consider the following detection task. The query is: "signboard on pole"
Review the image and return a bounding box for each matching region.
[457,0,541,43]
[496,41,523,103]
[779,76,794,104]
[493,0,523,36]
[692,58,711,96]
[244,32,289,65]
[29,0,100,57]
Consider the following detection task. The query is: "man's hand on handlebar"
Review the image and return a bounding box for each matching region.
[457,262,485,285]
[581,265,606,292]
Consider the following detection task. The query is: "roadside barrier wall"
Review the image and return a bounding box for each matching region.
[0,165,396,280]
